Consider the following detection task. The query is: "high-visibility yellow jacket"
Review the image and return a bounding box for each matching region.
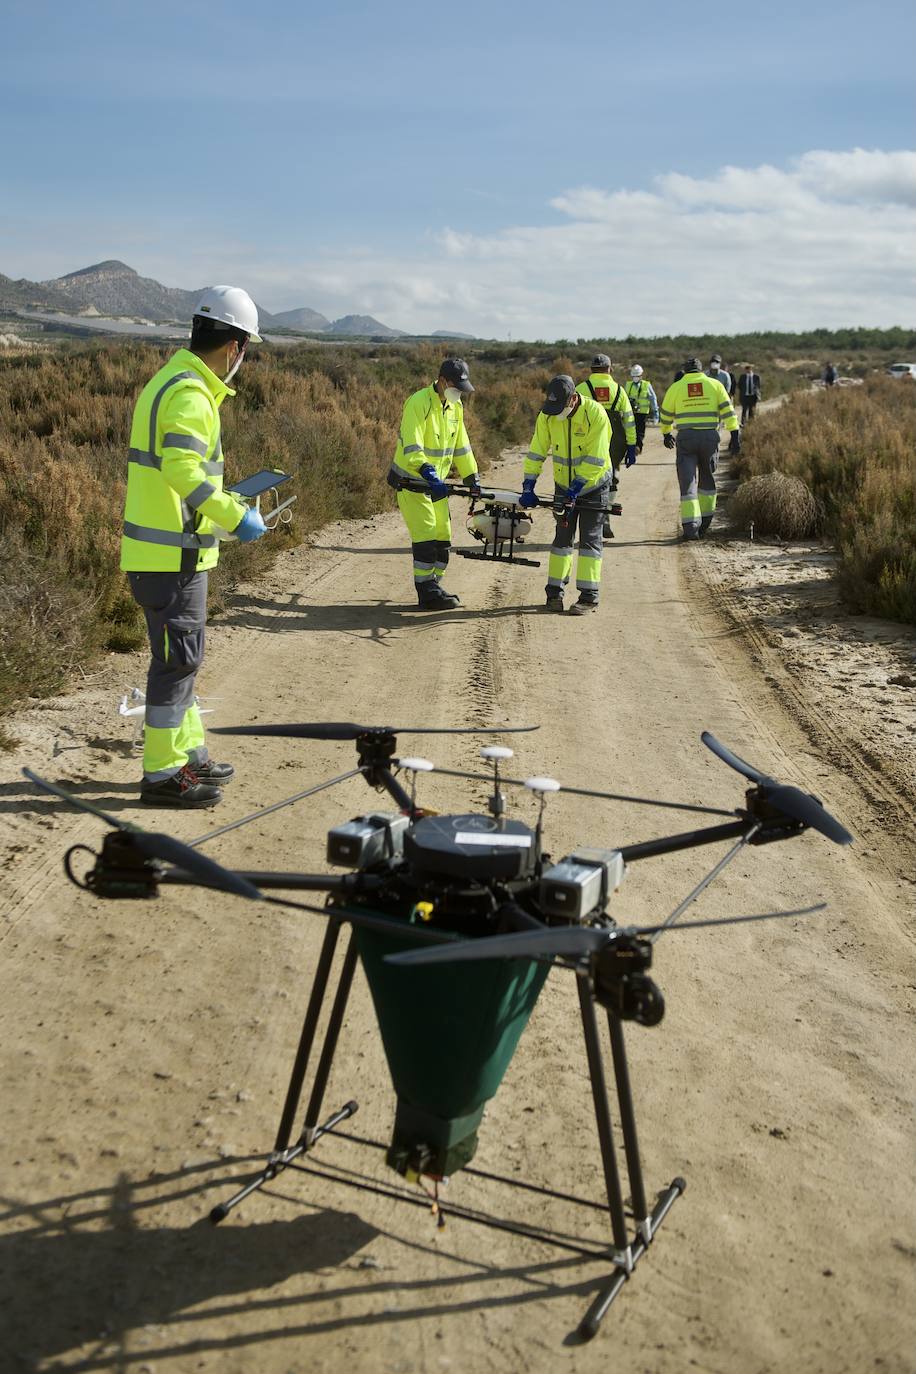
[625,378,659,418]
[659,371,738,435]
[575,372,636,445]
[524,395,612,493]
[388,384,478,487]
[120,349,246,572]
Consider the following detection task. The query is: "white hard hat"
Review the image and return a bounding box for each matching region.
[193,285,262,342]
[630,364,644,378]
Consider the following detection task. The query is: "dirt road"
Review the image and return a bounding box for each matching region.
[1,427,914,1373]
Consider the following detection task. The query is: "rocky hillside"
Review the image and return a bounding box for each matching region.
[0,272,76,313]
[44,261,213,323]
[270,306,331,332]
[328,313,402,337]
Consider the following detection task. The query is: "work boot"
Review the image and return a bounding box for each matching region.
[543,593,565,613]
[417,585,459,611]
[698,516,713,538]
[568,593,599,616]
[602,519,614,539]
[140,764,223,809]
[189,759,235,784]
[679,529,700,542]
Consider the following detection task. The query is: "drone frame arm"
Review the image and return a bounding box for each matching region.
[618,818,749,863]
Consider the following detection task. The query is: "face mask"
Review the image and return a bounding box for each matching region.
[223,342,246,384]
[444,386,462,404]
[558,402,575,420]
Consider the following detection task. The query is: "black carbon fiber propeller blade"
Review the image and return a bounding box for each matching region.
[386,903,827,966]
[763,784,853,845]
[701,733,852,844]
[131,833,263,900]
[701,731,766,782]
[23,768,261,901]
[210,722,539,739]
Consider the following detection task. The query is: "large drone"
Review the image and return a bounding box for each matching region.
[28,725,850,1342]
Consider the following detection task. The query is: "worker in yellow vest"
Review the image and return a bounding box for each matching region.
[625,365,659,454]
[121,286,267,808]
[518,375,613,614]
[659,357,739,541]
[387,359,480,609]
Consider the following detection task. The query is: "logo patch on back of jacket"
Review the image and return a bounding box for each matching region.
[687,382,704,398]
[594,386,610,402]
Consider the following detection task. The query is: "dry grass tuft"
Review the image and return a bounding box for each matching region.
[729,472,820,539]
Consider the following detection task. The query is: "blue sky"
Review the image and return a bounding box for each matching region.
[1,0,914,337]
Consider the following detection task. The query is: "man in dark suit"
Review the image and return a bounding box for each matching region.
[737,364,761,424]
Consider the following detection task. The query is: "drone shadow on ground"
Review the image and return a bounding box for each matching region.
[1,1160,611,1369]
[216,595,545,642]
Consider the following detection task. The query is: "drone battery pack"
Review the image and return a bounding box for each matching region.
[327,812,409,870]
[539,848,626,922]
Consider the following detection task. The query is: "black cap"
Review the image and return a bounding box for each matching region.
[591,353,611,370]
[709,354,722,364]
[542,374,576,415]
[684,357,702,373]
[439,357,474,393]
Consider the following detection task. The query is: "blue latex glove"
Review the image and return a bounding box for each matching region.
[235,506,267,542]
[566,478,586,505]
[624,445,638,467]
[663,433,676,450]
[519,477,539,509]
[420,463,449,501]
[728,430,742,455]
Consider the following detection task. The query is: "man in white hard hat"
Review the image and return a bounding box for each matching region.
[625,364,659,455]
[121,285,267,808]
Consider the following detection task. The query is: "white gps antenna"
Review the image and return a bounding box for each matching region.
[524,775,561,843]
[480,745,514,824]
[399,757,434,816]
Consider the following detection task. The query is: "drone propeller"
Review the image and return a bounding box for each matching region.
[22,768,261,901]
[210,722,539,740]
[386,903,827,967]
[701,732,852,845]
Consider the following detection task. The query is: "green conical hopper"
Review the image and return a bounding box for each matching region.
[354,922,550,1179]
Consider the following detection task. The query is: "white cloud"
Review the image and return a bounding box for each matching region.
[236,147,915,338]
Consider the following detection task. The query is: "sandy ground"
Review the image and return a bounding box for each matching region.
[1,426,914,1373]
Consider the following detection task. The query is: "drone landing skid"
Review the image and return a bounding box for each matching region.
[210,916,685,1342]
[455,547,541,568]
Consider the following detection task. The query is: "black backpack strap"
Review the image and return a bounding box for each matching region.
[586,380,598,402]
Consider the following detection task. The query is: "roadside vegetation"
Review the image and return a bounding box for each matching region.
[733,376,916,624]
[0,329,912,734]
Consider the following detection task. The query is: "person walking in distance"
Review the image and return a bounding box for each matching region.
[737,364,761,424]
[823,362,839,387]
[625,364,659,454]
[518,375,614,614]
[707,353,732,395]
[121,285,267,809]
[576,353,636,538]
[659,356,740,541]
[387,358,480,610]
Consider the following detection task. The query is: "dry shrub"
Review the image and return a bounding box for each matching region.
[729,472,821,539]
[735,376,916,623]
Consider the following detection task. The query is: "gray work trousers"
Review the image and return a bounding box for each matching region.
[128,571,209,773]
[675,429,719,534]
[547,480,610,597]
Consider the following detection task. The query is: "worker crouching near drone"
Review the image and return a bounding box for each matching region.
[120,286,267,809]
[387,358,481,610]
[518,375,613,615]
[659,356,740,541]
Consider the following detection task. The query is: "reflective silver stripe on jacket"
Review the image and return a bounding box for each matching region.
[452,446,471,458]
[186,482,216,510]
[676,411,721,422]
[402,442,423,455]
[202,459,224,475]
[123,521,217,549]
[576,454,607,467]
[526,451,547,464]
[147,371,197,451]
[162,432,209,456]
[128,448,161,469]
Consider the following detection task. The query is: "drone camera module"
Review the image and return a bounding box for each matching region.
[540,848,626,921]
[327,812,410,870]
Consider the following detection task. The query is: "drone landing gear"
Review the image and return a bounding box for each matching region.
[210,915,684,1342]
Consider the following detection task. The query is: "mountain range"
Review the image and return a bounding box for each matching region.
[0,260,429,338]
